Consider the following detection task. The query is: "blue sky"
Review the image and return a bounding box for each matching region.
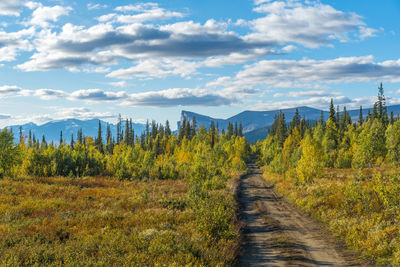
[0,0,399,129]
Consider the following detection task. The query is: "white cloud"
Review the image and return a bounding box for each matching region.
[28,4,72,28]
[246,0,373,48]
[18,20,266,72]
[33,89,67,99]
[87,3,107,10]
[97,3,184,23]
[54,107,114,120]
[273,90,338,98]
[25,1,41,10]
[115,3,159,12]
[69,89,128,101]
[250,96,353,111]
[0,27,34,62]
[109,81,128,87]
[107,59,198,79]
[0,0,24,16]
[282,45,297,52]
[122,88,236,107]
[235,56,400,87]
[0,85,23,96]
[359,26,378,39]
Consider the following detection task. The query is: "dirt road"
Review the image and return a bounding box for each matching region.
[238,162,371,267]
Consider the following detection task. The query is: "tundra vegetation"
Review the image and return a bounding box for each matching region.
[257,84,400,265]
[0,119,250,266]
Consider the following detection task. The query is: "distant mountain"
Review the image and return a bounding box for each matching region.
[180,105,400,142]
[180,107,326,133]
[7,119,146,144]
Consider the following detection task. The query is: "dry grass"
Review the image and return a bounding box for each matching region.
[0,176,238,266]
[263,167,400,266]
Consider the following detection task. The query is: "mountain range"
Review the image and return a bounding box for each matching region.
[7,119,146,144]
[180,105,400,142]
[6,105,400,144]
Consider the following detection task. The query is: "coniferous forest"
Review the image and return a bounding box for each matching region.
[1,85,400,265]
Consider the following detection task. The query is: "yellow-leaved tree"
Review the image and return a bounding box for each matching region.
[296,134,323,184]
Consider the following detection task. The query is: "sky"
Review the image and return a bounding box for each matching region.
[0,0,399,129]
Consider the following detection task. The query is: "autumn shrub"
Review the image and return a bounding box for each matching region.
[264,168,400,265]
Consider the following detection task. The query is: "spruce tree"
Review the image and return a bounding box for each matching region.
[19,126,23,144]
[42,135,47,147]
[210,121,216,148]
[165,120,171,136]
[227,122,234,138]
[151,120,157,139]
[70,134,75,149]
[28,130,32,148]
[372,103,378,120]
[291,108,301,131]
[378,83,385,119]
[319,110,324,125]
[125,119,130,145]
[276,111,287,147]
[390,111,394,124]
[336,105,340,126]
[77,128,83,144]
[234,122,238,137]
[184,120,191,139]
[238,122,243,137]
[129,119,134,146]
[96,120,103,152]
[178,118,186,142]
[359,106,363,126]
[59,131,63,146]
[191,117,197,137]
[117,114,122,144]
[329,99,336,125]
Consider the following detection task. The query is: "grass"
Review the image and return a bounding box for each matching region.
[262,167,400,266]
[0,176,239,266]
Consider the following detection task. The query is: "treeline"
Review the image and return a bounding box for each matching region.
[257,83,400,183]
[0,117,248,180]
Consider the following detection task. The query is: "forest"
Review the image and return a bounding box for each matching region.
[1,84,400,265]
[257,84,400,265]
[0,119,250,265]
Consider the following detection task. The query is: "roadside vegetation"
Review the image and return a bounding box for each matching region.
[0,119,250,266]
[257,84,400,265]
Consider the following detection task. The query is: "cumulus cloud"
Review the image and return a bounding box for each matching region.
[0,85,23,96]
[33,89,67,99]
[107,59,198,79]
[0,0,24,16]
[28,4,72,28]
[99,3,184,23]
[17,19,273,72]
[247,0,374,48]
[1,84,237,107]
[12,0,376,79]
[0,27,34,62]
[122,88,236,107]
[69,89,128,101]
[235,56,400,88]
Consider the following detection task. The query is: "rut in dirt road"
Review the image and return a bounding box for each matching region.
[237,162,371,267]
